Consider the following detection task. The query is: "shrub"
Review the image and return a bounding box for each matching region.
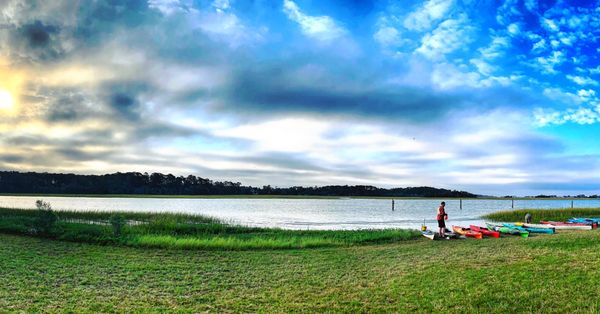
[34,200,57,235]
[110,214,126,237]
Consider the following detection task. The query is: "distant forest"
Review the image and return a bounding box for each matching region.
[0,171,477,197]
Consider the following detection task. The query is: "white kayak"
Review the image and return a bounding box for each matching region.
[521,222,592,230]
[422,230,437,240]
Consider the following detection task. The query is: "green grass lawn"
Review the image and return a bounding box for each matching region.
[2,230,600,312]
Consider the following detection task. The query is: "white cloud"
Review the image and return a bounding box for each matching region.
[541,18,559,32]
[507,23,520,36]
[558,32,576,46]
[479,36,510,59]
[567,75,599,86]
[283,0,346,42]
[535,50,565,74]
[470,58,495,76]
[212,0,230,12]
[194,10,264,47]
[524,0,538,12]
[148,0,191,15]
[542,87,582,104]
[578,89,596,98]
[415,14,472,60]
[373,26,401,46]
[531,38,546,52]
[403,0,454,31]
[431,63,481,90]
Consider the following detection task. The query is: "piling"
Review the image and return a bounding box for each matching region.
[571,200,574,209]
[512,197,514,209]
[392,199,395,211]
[460,199,462,210]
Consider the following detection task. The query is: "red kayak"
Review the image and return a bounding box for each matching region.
[452,226,482,239]
[470,225,500,238]
[540,220,597,229]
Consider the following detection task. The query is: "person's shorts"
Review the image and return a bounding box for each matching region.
[437,219,446,228]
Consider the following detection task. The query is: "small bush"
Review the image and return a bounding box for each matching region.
[110,214,126,237]
[34,200,57,235]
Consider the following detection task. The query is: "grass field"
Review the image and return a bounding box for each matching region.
[2,230,600,312]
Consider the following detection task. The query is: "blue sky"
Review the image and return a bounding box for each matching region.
[0,0,599,195]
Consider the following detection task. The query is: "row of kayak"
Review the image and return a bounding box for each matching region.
[422,218,598,240]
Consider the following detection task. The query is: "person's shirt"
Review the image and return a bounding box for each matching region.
[437,206,446,220]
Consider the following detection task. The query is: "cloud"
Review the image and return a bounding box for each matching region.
[403,0,454,31]
[524,0,538,12]
[373,26,401,46]
[535,50,566,74]
[219,65,460,122]
[479,36,510,59]
[566,75,598,86]
[415,14,473,60]
[541,17,559,32]
[2,0,600,194]
[507,23,520,36]
[282,0,346,42]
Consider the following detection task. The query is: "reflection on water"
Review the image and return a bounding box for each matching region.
[1,196,598,230]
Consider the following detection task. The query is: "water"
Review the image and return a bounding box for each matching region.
[1,196,598,230]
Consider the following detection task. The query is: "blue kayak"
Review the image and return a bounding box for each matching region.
[503,223,555,234]
[569,218,600,224]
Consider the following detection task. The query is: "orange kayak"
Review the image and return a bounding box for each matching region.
[470,225,500,238]
[452,226,483,239]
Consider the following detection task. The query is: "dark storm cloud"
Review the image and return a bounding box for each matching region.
[109,92,140,120]
[46,92,92,122]
[4,20,64,63]
[0,0,156,64]
[21,21,57,48]
[100,81,150,121]
[54,147,115,161]
[0,154,25,163]
[219,67,461,122]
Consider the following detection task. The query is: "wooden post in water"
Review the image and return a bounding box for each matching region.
[512,197,514,209]
[392,199,395,211]
[460,199,462,210]
[571,200,574,209]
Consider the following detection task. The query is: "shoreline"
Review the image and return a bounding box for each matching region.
[1,193,600,200]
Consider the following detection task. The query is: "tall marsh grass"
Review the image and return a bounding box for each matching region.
[0,206,420,250]
[483,207,600,223]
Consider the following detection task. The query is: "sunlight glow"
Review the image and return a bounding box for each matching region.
[0,89,14,110]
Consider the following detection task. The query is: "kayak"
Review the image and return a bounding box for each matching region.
[568,218,600,224]
[486,223,529,238]
[504,223,555,234]
[422,230,463,240]
[422,230,438,240]
[452,226,482,239]
[470,225,500,238]
[514,222,555,229]
[540,221,594,230]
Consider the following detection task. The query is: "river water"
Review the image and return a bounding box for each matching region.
[1,196,598,230]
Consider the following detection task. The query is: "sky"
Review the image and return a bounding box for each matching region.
[0,0,599,196]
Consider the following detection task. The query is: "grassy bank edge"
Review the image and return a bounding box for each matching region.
[0,207,420,250]
[482,207,600,223]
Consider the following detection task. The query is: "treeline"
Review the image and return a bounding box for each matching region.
[0,171,477,197]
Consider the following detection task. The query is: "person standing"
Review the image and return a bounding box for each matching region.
[525,213,532,224]
[437,201,448,238]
